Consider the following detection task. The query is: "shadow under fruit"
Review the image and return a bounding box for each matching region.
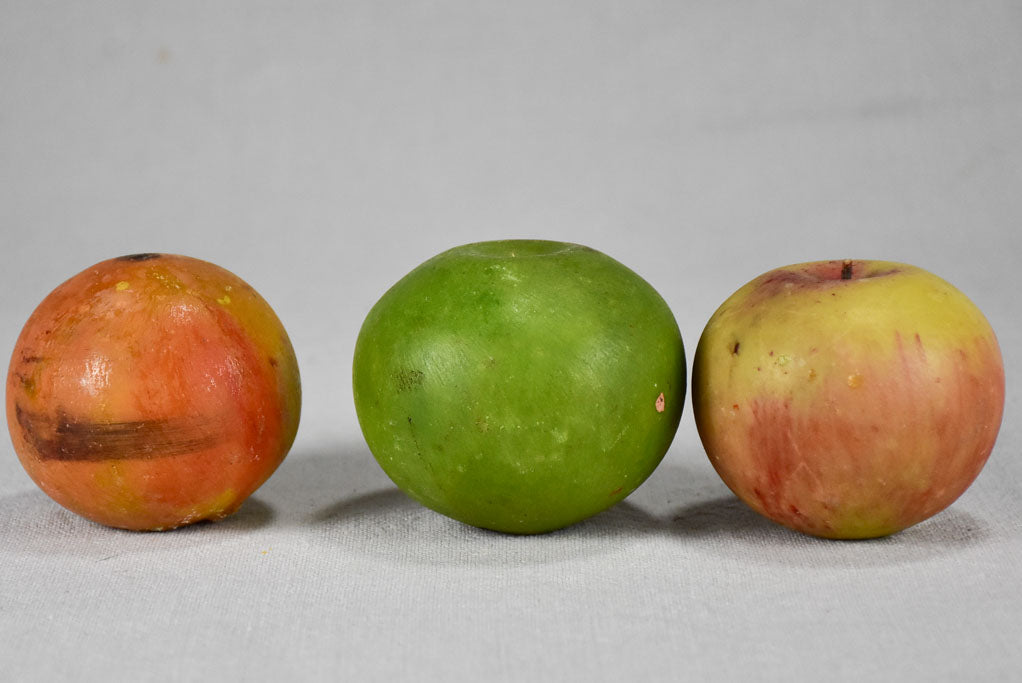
[6,253,301,531]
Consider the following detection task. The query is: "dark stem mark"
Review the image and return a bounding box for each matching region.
[117,253,162,262]
[731,342,740,355]
[15,405,219,461]
[841,260,854,280]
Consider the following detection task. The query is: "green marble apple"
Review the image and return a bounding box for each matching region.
[692,259,1005,539]
[352,240,685,534]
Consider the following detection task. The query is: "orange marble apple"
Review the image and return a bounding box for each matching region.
[6,253,301,530]
[692,260,1004,539]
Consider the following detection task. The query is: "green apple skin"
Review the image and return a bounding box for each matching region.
[692,260,1005,539]
[353,240,685,534]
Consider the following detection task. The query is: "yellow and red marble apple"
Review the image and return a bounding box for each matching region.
[692,260,1004,539]
[6,254,301,530]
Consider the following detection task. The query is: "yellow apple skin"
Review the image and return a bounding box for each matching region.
[692,260,1005,539]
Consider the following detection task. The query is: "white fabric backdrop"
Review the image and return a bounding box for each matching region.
[1,2,1020,680]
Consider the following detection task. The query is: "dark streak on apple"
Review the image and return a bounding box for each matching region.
[14,404,219,461]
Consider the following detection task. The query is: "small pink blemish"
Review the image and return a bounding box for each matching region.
[655,392,665,413]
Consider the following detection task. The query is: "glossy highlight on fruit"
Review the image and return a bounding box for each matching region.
[353,240,686,534]
[6,254,301,530]
[692,259,1004,539]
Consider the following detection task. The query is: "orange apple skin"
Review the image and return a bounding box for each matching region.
[6,254,301,530]
[692,260,1004,539]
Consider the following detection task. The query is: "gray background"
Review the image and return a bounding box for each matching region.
[1,1,1020,681]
